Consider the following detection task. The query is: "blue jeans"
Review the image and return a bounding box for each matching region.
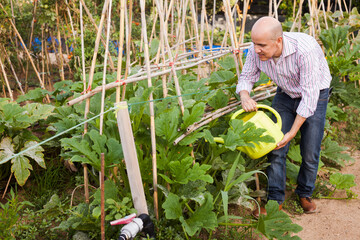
[266,88,330,203]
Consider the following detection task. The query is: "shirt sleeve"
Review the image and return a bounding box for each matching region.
[296,49,321,118]
[236,45,261,94]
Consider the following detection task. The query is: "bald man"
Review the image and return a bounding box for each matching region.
[236,17,331,217]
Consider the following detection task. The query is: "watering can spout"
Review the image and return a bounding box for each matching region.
[214,104,284,159]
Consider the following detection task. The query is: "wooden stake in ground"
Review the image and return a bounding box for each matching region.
[55,1,65,81]
[140,0,158,220]
[98,1,113,238]
[79,0,90,204]
[0,3,49,101]
[0,55,14,101]
[1,44,25,95]
[116,102,149,215]
[79,0,115,71]
[116,0,126,103]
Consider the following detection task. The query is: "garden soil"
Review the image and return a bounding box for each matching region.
[289,149,360,240]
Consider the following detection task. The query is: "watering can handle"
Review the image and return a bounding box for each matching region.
[231,104,282,129]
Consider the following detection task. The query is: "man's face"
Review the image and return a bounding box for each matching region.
[251,32,281,61]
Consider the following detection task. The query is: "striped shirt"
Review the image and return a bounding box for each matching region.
[236,32,332,118]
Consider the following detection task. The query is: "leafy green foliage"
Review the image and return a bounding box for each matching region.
[159,156,213,184]
[256,200,302,240]
[0,189,34,239]
[61,129,123,171]
[321,138,353,167]
[329,173,356,190]
[218,119,275,151]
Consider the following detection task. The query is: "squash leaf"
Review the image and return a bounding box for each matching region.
[162,193,182,220]
[329,173,356,190]
[256,200,302,240]
[179,193,217,236]
[181,102,206,129]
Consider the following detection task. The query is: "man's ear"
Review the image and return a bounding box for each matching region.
[276,36,283,44]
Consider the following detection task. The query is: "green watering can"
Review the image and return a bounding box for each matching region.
[214,104,284,159]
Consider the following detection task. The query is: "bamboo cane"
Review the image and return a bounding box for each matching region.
[269,0,273,16]
[55,1,65,81]
[63,15,73,74]
[116,0,126,103]
[99,1,113,238]
[100,153,105,240]
[1,173,13,199]
[155,0,168,98]
[1,45,25,95]
[273,0,278,19]
[223,0,242,80]
[9,37,26,76]
[297,0,304,31]
[83,0,111,132]
[0,3,49,101]
[24,0,38,90]
[64,0,76,46]
[210,0,217,48]
[140,0,158,220]
[79,0,90,204]
[79,0,115,71]
[0,56,14,101]
[121,0,133,101]
[41,25,46,90]
[10,0,17,48]
[67,47,252,106]
[320,0,329,30]
[155,0,186,114]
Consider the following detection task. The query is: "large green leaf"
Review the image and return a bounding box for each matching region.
[286,160,299,185]
[22,141,45,169]
[208,70,234,84]
[11,155,33,186]
[86,130,107,155]
[329,173,356,190]
[218,56,236,70]
[0,137,15,164]
[208,89,229,110]
[61,137,100,169]
[179,193,217,236]
[23,103,55,122]
[181,102,206,129]
[162,193,182,220]
[155,107,181,142]
[321,138,353,167]
[256,200,302,240]
[167,157,213,184]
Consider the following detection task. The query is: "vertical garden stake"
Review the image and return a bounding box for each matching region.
[116,102,149,215]
[140,0,158,220]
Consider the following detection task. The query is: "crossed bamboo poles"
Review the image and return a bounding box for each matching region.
[0,0,355,238]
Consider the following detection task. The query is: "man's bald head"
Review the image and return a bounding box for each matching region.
[252,17,283,40]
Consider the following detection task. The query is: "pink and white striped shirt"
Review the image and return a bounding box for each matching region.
[236,32,332,118]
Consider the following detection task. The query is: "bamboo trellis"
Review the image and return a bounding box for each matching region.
[0,0,356,232]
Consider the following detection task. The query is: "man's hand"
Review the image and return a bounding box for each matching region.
[274,132,295,150]
[240,90,257,112]
[274,114,307,150]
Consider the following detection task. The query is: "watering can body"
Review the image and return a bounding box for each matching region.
[215,104,284,159]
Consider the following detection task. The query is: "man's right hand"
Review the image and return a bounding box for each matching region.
[240,90,257,112]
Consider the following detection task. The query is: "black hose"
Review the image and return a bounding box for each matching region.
[118,234,128,240]
[138,214,156,239]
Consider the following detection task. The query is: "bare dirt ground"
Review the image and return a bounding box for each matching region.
[289,150,360,240]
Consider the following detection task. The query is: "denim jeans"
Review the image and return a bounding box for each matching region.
[266,87,330,203]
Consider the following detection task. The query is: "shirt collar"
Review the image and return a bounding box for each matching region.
[282,33,296,57]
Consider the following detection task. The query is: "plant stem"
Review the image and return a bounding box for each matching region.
[218,222,256,227]
[185,202,195,214]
